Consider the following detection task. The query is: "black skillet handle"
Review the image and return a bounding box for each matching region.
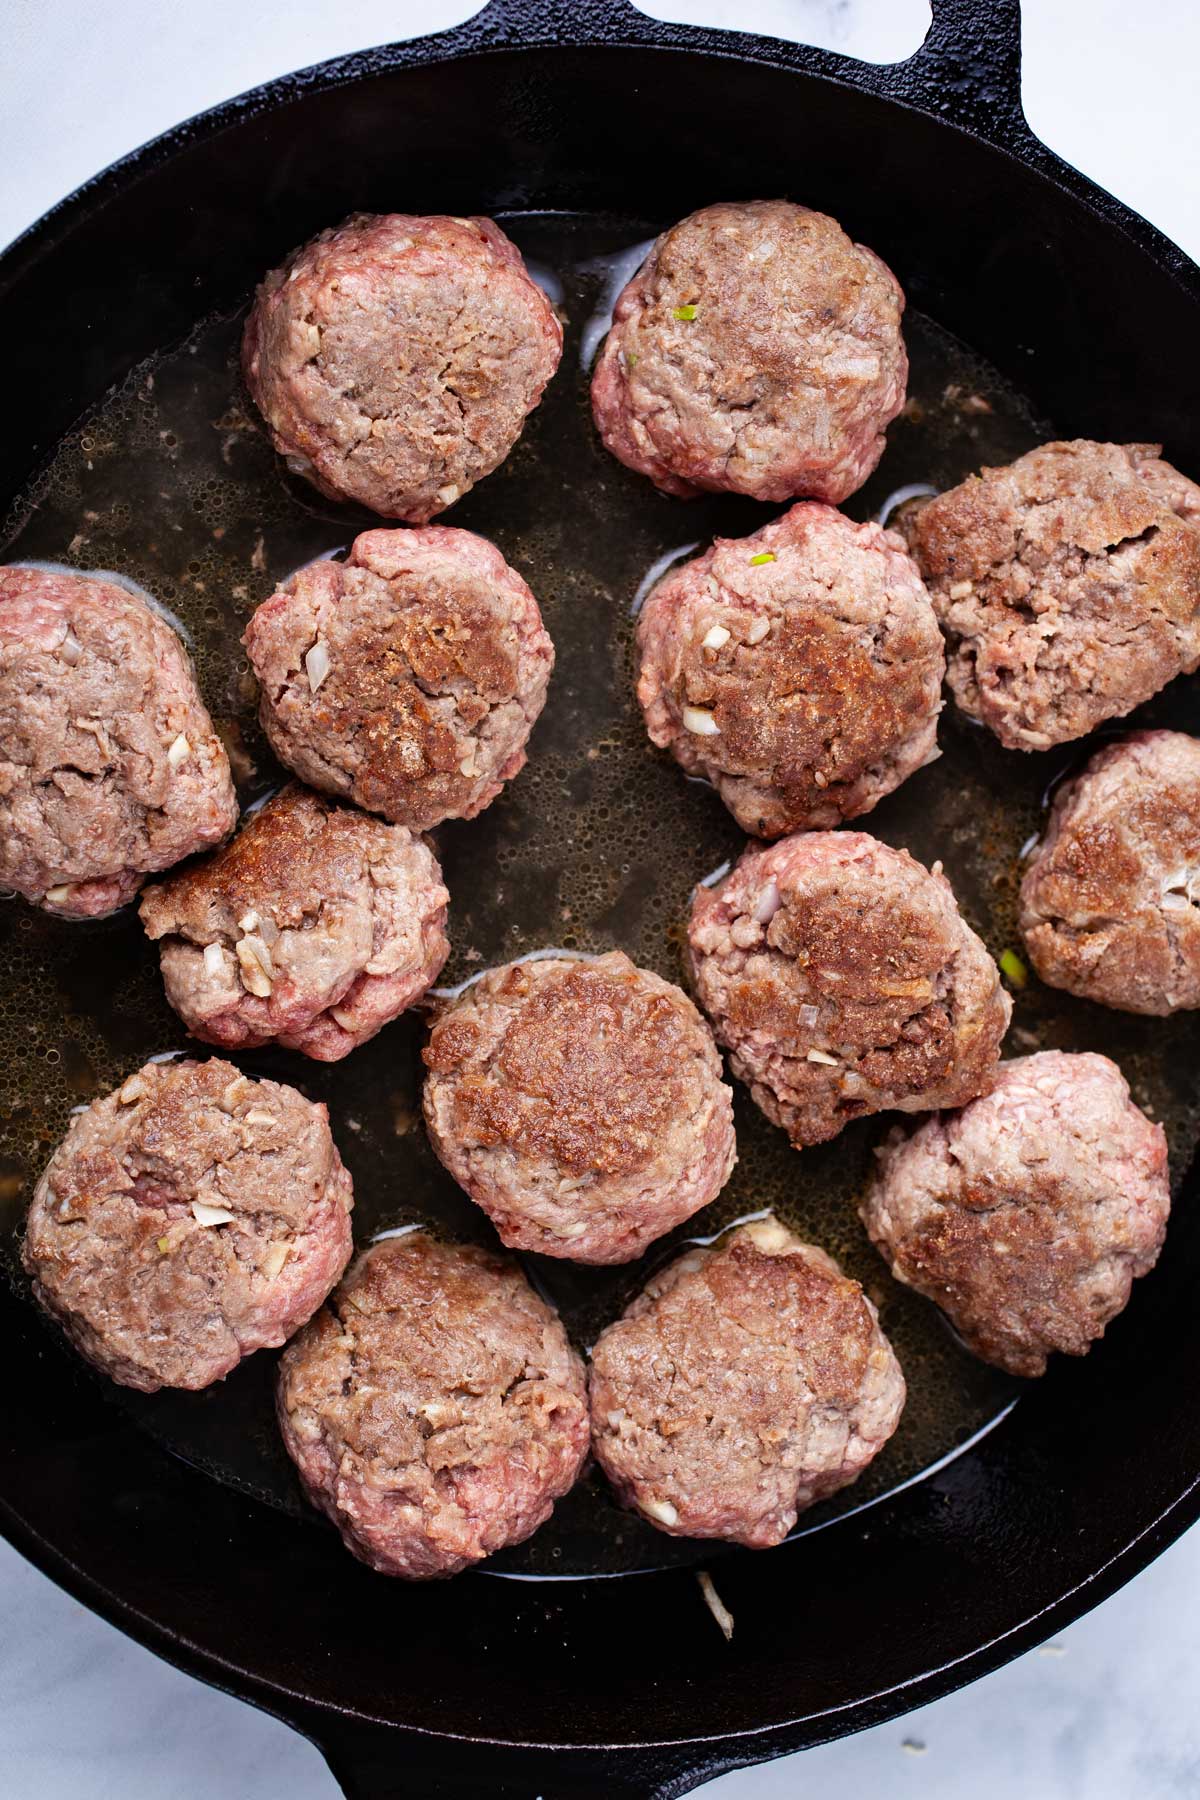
[466,0,1030,151]
[898,0,1028,143]
[309,1715,740,1799]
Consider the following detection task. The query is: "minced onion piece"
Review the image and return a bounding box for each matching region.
[191,1201,237,1226]
[44,884,73,906]
[697,1571,735,1641]
[682,705,720,736]
[643,1497,679,1526]
[305,640,331,692]
[118,1075,147,1105]
[261,1243,290,1279]
[202,944,226,977]
[702,624,731,650]
[237,910,260,933]
[748,551,776,566]
[59,627,84,665]
[948,579,975,599]
[752,880,781,924]
[806,1048,839,1066]
[672,304,698,321]
[167,733,190,769]
[746,616,771,644]
[799,1003,820,1027]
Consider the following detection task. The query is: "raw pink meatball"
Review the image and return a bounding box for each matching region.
[592,200,907,504]
[243,212,562,522]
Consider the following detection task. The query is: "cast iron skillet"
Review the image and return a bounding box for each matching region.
[2,1,1200,1794]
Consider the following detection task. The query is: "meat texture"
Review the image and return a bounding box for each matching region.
[904,440,1200,749]
[422,952,736,1263]
[688,832,1010,1146]
[861,1050,1170,1377]
[0,566,236,917]
[636,502,943,836]
[1020,730,1200,1015]
[139,783,449,1059]
[591,199,907,504]
[242,212,562,522]
[244,527,553,829]
[589,1217,905,1546]
[23,1057,353,1392]
[277,1233,589,1578]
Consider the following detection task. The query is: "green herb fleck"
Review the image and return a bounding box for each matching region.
[672,304,698,321]
[157,1236,170,1254]
[626,352,638,367]
[749,552,776,567]
[999,948,1028,989]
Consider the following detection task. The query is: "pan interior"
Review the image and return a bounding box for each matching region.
[2,211,1198,1579]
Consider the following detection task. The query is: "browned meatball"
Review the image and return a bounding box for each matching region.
[276,1233,589,1579]
[23,1058,353,1393]
[139,784,449,1060]
[636,502,943,836]
[1020,731,1200,1015]
[688,832,1010,1147]
[591,200,907,504]
[589,1217,905,1546]
[243,527,553,829]
[242,213,562,522]
[422,952,736,1264]
[904,440,1200,750]
[861,1051,1170,1377]
[0,566,237,917]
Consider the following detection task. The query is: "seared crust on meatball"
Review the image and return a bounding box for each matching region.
[591,200,907,504]
[861,1051,1169,1377]
[139,784,449,1060]
[422,952,736,1263]
[1019,731,1200,1015]
[636,503,944,836]
[244,528,553,829]
[589,1217,905,1546]
[904,441,1200,750]
[23,1058,353,1393]
[688,833,1010,1147]
[0,566,237,917]
[276,1233,589,1579]
[242,213,562,522]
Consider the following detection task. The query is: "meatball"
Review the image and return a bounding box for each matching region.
[0,566,237,918]
[688,832,1010,1147]
[589,1217,905,1546]
[860,1051,1169,1377]
[242,212,562,523]
[276,1233,589,1579]
[636,503,944,837]
[903,440,1200,750]
[23,1057,353,1393]
[422,952,736,1263]
[139,783,449,1060]
[591,199,907,505]
[1019,730,1200,1015]
[243,527,553,829]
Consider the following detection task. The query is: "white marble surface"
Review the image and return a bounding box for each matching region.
[2,2,1199,1796]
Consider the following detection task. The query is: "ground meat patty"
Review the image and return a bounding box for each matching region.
[589,1217,905,1546]
[276,1233,589,1579]
[23,1057,353,1393]
[242,213,562,522]
[139,783,449,1060]
[422,952,736,1263]
[903,440,1200,750]
[0,566,237,918]
[861,1051,1169,1377]
[591,199,907,505]
[688,833,1010,1147]
[636,503,943,836]
[1018,730,1200,1015]
[244,528,553,829]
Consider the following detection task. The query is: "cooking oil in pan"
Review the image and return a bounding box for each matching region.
[3,212,1199,1579]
